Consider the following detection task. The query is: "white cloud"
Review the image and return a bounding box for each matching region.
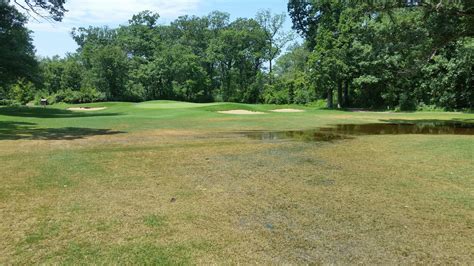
[26,0,202,32]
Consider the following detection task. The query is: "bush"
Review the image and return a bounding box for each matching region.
[262,83,289,104]
[0,86,6,99]
[9,79,35,104]
[44,88,106,104]
[33,90,52,105]
[0,99,19,106]
[416,103,445,112]
[77,87,106,103]
[398,93,416,111]
[52,89,77,103]
[293,86,315,104]
[262,77,316,105]
[123,82,146,102]
[306,99,327,109]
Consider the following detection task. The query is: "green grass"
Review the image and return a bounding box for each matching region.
[0,101,473,264]
[143,214,167,228]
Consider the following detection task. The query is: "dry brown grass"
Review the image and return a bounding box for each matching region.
[0,129,473,264]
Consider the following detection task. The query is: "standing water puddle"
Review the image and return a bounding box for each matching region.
[241,121,474,142]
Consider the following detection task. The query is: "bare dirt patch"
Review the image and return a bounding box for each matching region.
[270,109,305,113]
[68,107,107,111]
[218,110,266,115]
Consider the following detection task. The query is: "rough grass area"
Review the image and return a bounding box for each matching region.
[0,101,473,264]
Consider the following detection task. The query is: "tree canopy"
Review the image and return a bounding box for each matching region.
[286,0,473,110]
[0,3,37,92]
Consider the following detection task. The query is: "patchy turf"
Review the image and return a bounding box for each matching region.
[0,101,473,264]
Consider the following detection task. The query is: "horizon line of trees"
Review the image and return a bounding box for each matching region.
[2,5,299,105]
[38,9,297,104]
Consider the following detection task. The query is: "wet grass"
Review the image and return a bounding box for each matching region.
[0,101,473,263]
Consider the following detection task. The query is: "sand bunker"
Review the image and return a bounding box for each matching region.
[68,107,107,111]
[218,110,266,115]
[271,109,305,113]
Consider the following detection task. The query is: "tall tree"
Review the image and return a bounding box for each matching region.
[256,9,294,76]
[118,10,161,59]
[0,3,37,90]
[208,18,267,102]
[287,0,317,40]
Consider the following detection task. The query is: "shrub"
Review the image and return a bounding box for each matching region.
[0,99,18,106]
[77,87,106,103]
[124,82,146,102]
[262,83,289,104]
[48,88,106,104]
[293,86,315,104]
[306,99,327,109]
[398,93,416,111]
[9,79,35,104]
[416,103,445,112]
[263,77,316,105]
[33,91,60,106]
[53,89,79,103]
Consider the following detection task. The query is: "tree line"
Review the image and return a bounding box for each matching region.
[1,3,295,105]
[284,0,473,110]
[0,0,472,110]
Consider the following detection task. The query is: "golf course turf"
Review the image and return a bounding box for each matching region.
[0,101,473,264]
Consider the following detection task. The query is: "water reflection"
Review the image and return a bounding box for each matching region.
[241,120,474,142]
[243,130,351,142]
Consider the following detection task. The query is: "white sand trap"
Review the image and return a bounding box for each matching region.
[271,109,305,113]
[68,107,107,111]
[218,110,266,115]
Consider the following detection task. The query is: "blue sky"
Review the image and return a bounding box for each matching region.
[24,0,295,57]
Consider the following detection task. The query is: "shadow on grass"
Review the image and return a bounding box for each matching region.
[0,106,121,118]
[0,121,125,140]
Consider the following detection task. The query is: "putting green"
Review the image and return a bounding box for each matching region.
[134,100,221,109]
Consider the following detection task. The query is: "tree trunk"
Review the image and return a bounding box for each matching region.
[269,39,273,77]
[269,59,273,85]
[327,88,334,109]
[337,80,343,108]
[269,59,273,74]
[343,80,349,107]
[288,82,294,104]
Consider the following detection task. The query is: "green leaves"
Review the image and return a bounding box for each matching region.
[0,3,38,89]
[287,0,473,110]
